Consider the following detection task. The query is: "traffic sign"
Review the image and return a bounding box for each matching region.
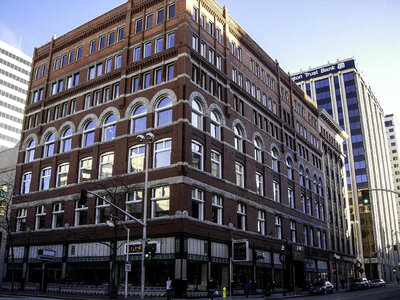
[125,263,131,272]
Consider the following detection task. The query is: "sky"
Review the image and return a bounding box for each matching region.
[1,0,399,117]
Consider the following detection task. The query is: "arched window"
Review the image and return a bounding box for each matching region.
[319,177,324,197]
[234,125,244,152]
[25,140,35,162]
[299,166,305,187]
[131,105,147,134]
[83,121,95,147]
[254,137,262,163]
[210,110,221,139]
[272,148,279,172]
[313,175,318,194]
[191,99,203,129]
[44,133,55,157]
[305,169,310,190]
[61,128,72,153]
[286,157,293,180]
[155,97,172,127]
[102,114,116,141]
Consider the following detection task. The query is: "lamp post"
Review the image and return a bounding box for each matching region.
[107,216,130,300]
[137,132,154,300]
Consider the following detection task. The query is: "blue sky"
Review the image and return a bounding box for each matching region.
[1,0,399,117]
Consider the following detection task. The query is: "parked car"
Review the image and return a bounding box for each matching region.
[370,279,386,288]
[309,281,334,295]
[349,278,369,290]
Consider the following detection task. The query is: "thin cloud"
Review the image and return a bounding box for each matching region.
[0,24,20,49]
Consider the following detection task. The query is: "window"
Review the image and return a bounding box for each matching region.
[192,35,198,51]
[167,64,174,80]
[40,167,51,190]
[157,9,164,24]
[154,68,162,85]
[59,128,72,153]
[44,133,55,158]
[53,57,59,71]
[56,163,69,187]
[96,63,102,77]
[90,40,96,54]
[155,37,163,53]
[99,36,105,50]
[61,55,66,67]
[315,201,320,219]
[108,32,115,46]
[135,19,143,33]
[146,14,153,29]
[113,83,119,99]
[216,55,221,70]
[35,205,46,230]
[237,203,246,230]
[309,228,314,246]
[132,76,139,92]
[200,14,206,28]
[144,42,152,57]
[83,121,95,147]
[151,186,170,217]
[95,197,111,224]
[167,4,175,19]
[272,148,279,172]
[167,32,175,48]
[257,210,266,235]
[210,111,221,139]
[115,54,122,69]
[235,162,244,188]
[237,47,242,61]
[52,202,64,228]
[288,188,294,208]
[25,140,35,162]
[143,72,150,89]
[192,188,204,220]
[79,157,92,182]
[299,166,305,187]
[128,145,145,172]
[103,87,111,102]
[191,100,203,129]
[208,21,214,36]
[99,152,114,179]
[303,226,308,245]
[212,195,223,225]
[16,209,27,232]
[254,138,262,162]
[134,46,141,61]
[211,150,221,178]
[234,125,244,152]
[66,75,73,89]
[76,47,82,60]
[117,27,124,41]
[155,97,172,127]
[126,191,143,220]
[200,42,206,57]
[256,172,264,195]
[290,221,297,242]
[275,216,282,239]
[154,139,172,168]
[306,197,312,216]
[21,172,32,194]
[286,157,293,180]
[216,28,221,42]
[192,6,198,22]
[57,79,63,93]
[320,204,325,221]
[102,114,116,141]
[75,198,88,226]
[131,105,147,133]
[191,140,203,170]
[273,181,280,202]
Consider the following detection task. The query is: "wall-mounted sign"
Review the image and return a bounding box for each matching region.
[291,59,355,82]
[232,240,248,261]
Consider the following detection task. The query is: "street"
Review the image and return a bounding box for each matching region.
[1,286,400,300]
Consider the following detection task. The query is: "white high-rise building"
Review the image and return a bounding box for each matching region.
[0,40,31,150]
[292,58,400,282]
[385,114,400,230]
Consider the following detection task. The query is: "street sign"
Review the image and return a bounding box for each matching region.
[125,263,131,272]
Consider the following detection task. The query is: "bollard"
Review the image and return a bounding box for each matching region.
[223,286,226,298]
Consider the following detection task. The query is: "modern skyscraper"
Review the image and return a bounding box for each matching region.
[292,58,400,282]
[384,114,400,231]
[0,40,31,150]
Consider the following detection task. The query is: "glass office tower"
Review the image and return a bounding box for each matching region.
[292,58,400,281]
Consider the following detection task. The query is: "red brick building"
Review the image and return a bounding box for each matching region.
[7,0,353,296]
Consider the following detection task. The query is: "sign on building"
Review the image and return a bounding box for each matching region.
[232,240,248,261]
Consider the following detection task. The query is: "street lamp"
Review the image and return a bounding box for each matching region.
[137,132,154,300]
[107,216,130,300]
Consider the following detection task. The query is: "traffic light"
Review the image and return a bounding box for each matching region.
[393,268,397,274]
[145,243,157,259]
[78,189,88,206]
[361,190,370,205]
